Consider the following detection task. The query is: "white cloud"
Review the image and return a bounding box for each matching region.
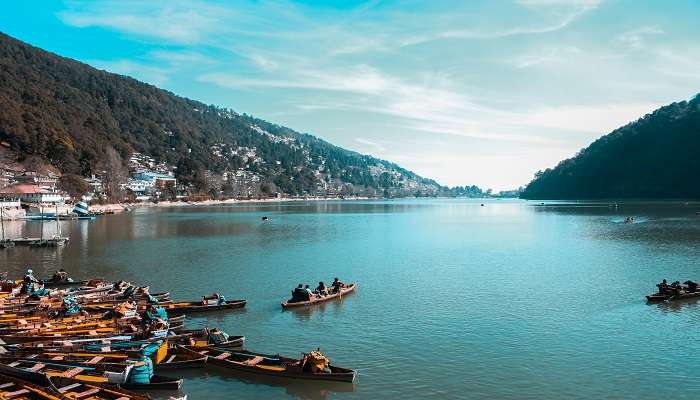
[615,26,665,50]
[59,0,232,44]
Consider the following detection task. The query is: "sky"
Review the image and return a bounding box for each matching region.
[2,1,700,191]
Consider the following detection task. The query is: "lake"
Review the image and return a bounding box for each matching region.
[2,199,700,399]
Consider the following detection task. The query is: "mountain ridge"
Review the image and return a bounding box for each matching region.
[521,95,700,199]
[0,31,456,198]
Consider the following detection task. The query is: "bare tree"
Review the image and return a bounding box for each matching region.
[100,147,126,202]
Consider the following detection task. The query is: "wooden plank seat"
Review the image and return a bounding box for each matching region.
[242,356,263,366]
[29,363,45,372]
[58,383,82,393]
[86,356,104,364]
[214,352,231,360]
[4,389,30,398]
[73,388,100,399]
[63,367,84,378]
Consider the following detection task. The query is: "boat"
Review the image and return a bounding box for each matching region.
[0,357,183,390]
[160,299,247,315]
[179,345,356,383]
[170,328,245,349]
[154,347,208,370]
[281,283,356,309]
[0,369,152,399]
[0,374,60,400]
[50,376,151,399]
[646,291,700,302]
[121,374,184,390]
[41,279,88,288]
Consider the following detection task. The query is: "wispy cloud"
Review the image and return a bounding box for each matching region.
[51,0,700,189]
[615,26,665,50]
[59,0,232,44]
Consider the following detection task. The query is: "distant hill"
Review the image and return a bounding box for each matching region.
[0,32,447,197]
[521,96,700,199]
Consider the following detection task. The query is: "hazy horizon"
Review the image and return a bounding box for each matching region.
[2,0,699,190]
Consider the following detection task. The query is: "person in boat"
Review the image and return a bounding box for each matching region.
[331,277,345,293]
[52,268,68,282]
[656,279,669,294]
[292,284,310,301]
[685,280,698,293]
[670,281,683,296]
[315,281,328,296]
[24,268,38,283]
[305,285,315,299]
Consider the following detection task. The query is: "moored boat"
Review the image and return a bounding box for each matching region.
[179,345,357,383]
[282,283,356,309]
[161,299,246,315]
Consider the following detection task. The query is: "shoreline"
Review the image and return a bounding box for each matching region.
[90,196,373,212]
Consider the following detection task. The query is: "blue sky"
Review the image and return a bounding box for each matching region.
[2,1,699,190]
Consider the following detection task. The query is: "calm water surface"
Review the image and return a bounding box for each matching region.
[2,199,700,399]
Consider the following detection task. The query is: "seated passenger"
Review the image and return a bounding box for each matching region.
[656,279,668,294]
[331,277,345,293]
[685,280,698,293]
[305,285,315,299]
[292,284,309,301]
[315,281,328,296]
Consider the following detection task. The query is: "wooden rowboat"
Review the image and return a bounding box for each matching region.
[161,299,247,315]
[0,370,152,399]
[179,345,357,383]
[50,376,152,399]
[0,374,61,400]
[0,357,183,390]
[646,291,700,302]
[281,284,356,309]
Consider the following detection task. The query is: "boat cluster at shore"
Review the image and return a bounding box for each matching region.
[0,270,357,399]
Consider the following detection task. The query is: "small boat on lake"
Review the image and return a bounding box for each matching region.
[161,298,246,315]
[282,283,356,309]
[646,279,700,302]
[179,345,357,383]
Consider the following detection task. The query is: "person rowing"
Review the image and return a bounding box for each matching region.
[315,281,328,296]
[331,277,345,293]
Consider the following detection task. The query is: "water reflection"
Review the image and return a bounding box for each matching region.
[207,368,355,400]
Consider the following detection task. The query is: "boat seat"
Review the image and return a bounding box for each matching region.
[73,387,100,399]
[7,362,20,367]
[0,383,15,389]
[4,389,29,398]
[243,356,264,366]
[51,356,64,360]
[29,363,45,371]
[58,383,82,393]
[165,355,176,363]
[215,352,231,360]
[63,367,84,378]
[86,356,104,364]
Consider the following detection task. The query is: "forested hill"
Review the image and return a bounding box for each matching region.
[0,32,445,197]
[521,95,700,199]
